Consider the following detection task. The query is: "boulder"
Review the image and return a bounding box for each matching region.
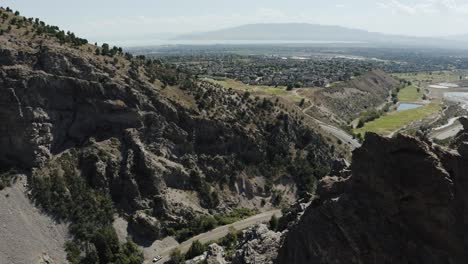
[206,243,227,264]
[129,211,162,241]
[233,224,281,264]
[459,116,468,130]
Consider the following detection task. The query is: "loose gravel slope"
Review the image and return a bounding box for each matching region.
[0,176,69,264]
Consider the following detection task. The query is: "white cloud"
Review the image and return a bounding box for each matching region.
[256,8,287,19]
[391,0,417,14]
[378,0,468,15]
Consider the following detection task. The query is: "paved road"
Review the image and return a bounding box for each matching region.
[319,123,361,149]
[430,116,465,140]
[148,210,282,264]
[301,104,361,150]
[431,124,464,140]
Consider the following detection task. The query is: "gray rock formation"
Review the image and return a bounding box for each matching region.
[233,224,282,264]
[277,130,468,264]
[129,211,162,241]
[206,244,227,264]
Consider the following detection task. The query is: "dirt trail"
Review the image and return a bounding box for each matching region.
[300,104,361,150]
[0,176,69,264]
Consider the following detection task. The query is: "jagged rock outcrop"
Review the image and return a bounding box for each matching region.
[459,116,468,130]
[451,116,468,146]
[277,129,468,264]
[206,244,227,264]
[233,224,282,264]
[129,211,162,241]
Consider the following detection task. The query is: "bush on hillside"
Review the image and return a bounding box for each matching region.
[185,240,207,260]
[31,152,143,264]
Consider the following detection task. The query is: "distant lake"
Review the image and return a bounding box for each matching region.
[397,103,423,111]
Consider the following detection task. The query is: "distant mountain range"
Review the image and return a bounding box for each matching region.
[174,23,468,49]
[444,34,468,42]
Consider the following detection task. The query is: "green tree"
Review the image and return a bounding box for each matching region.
[91,227,120,263]
[169,249,185,264]
[219,227,239,249]
[357,119,365,129]
[65,241,81,264]
[299,98,305,107]
[114,239,144,264]
[185,240,206,260]
[101,43,110,56]
[81,245,100,264]
[269,215,279,231]
[294,81,303,88]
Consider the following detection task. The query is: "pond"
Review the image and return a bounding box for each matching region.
[397,103,423,111]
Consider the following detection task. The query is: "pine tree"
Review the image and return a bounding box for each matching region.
[269,215,279,231]
[101,43,110,56]
[185,240,206,260]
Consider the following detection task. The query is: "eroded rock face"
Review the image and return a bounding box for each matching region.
[206,244,227,264]
[233,224,282,264]
[277,130,468,264]
[0,37,335,242]
[129,211,162,241]
[459,116,468,130]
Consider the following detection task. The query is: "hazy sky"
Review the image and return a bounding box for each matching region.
[3,0,468,42]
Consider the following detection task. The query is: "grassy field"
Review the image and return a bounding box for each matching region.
[354,102,442,136]
[393,70,468,85]
[206,78,303,102]
[398,85,422,102]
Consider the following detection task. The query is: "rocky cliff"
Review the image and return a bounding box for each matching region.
[0,8,335,262]
[277,122,468,263]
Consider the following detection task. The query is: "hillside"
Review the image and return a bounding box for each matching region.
[308,70,400,124]
[0,7,336,263]
[174,23,468,49]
